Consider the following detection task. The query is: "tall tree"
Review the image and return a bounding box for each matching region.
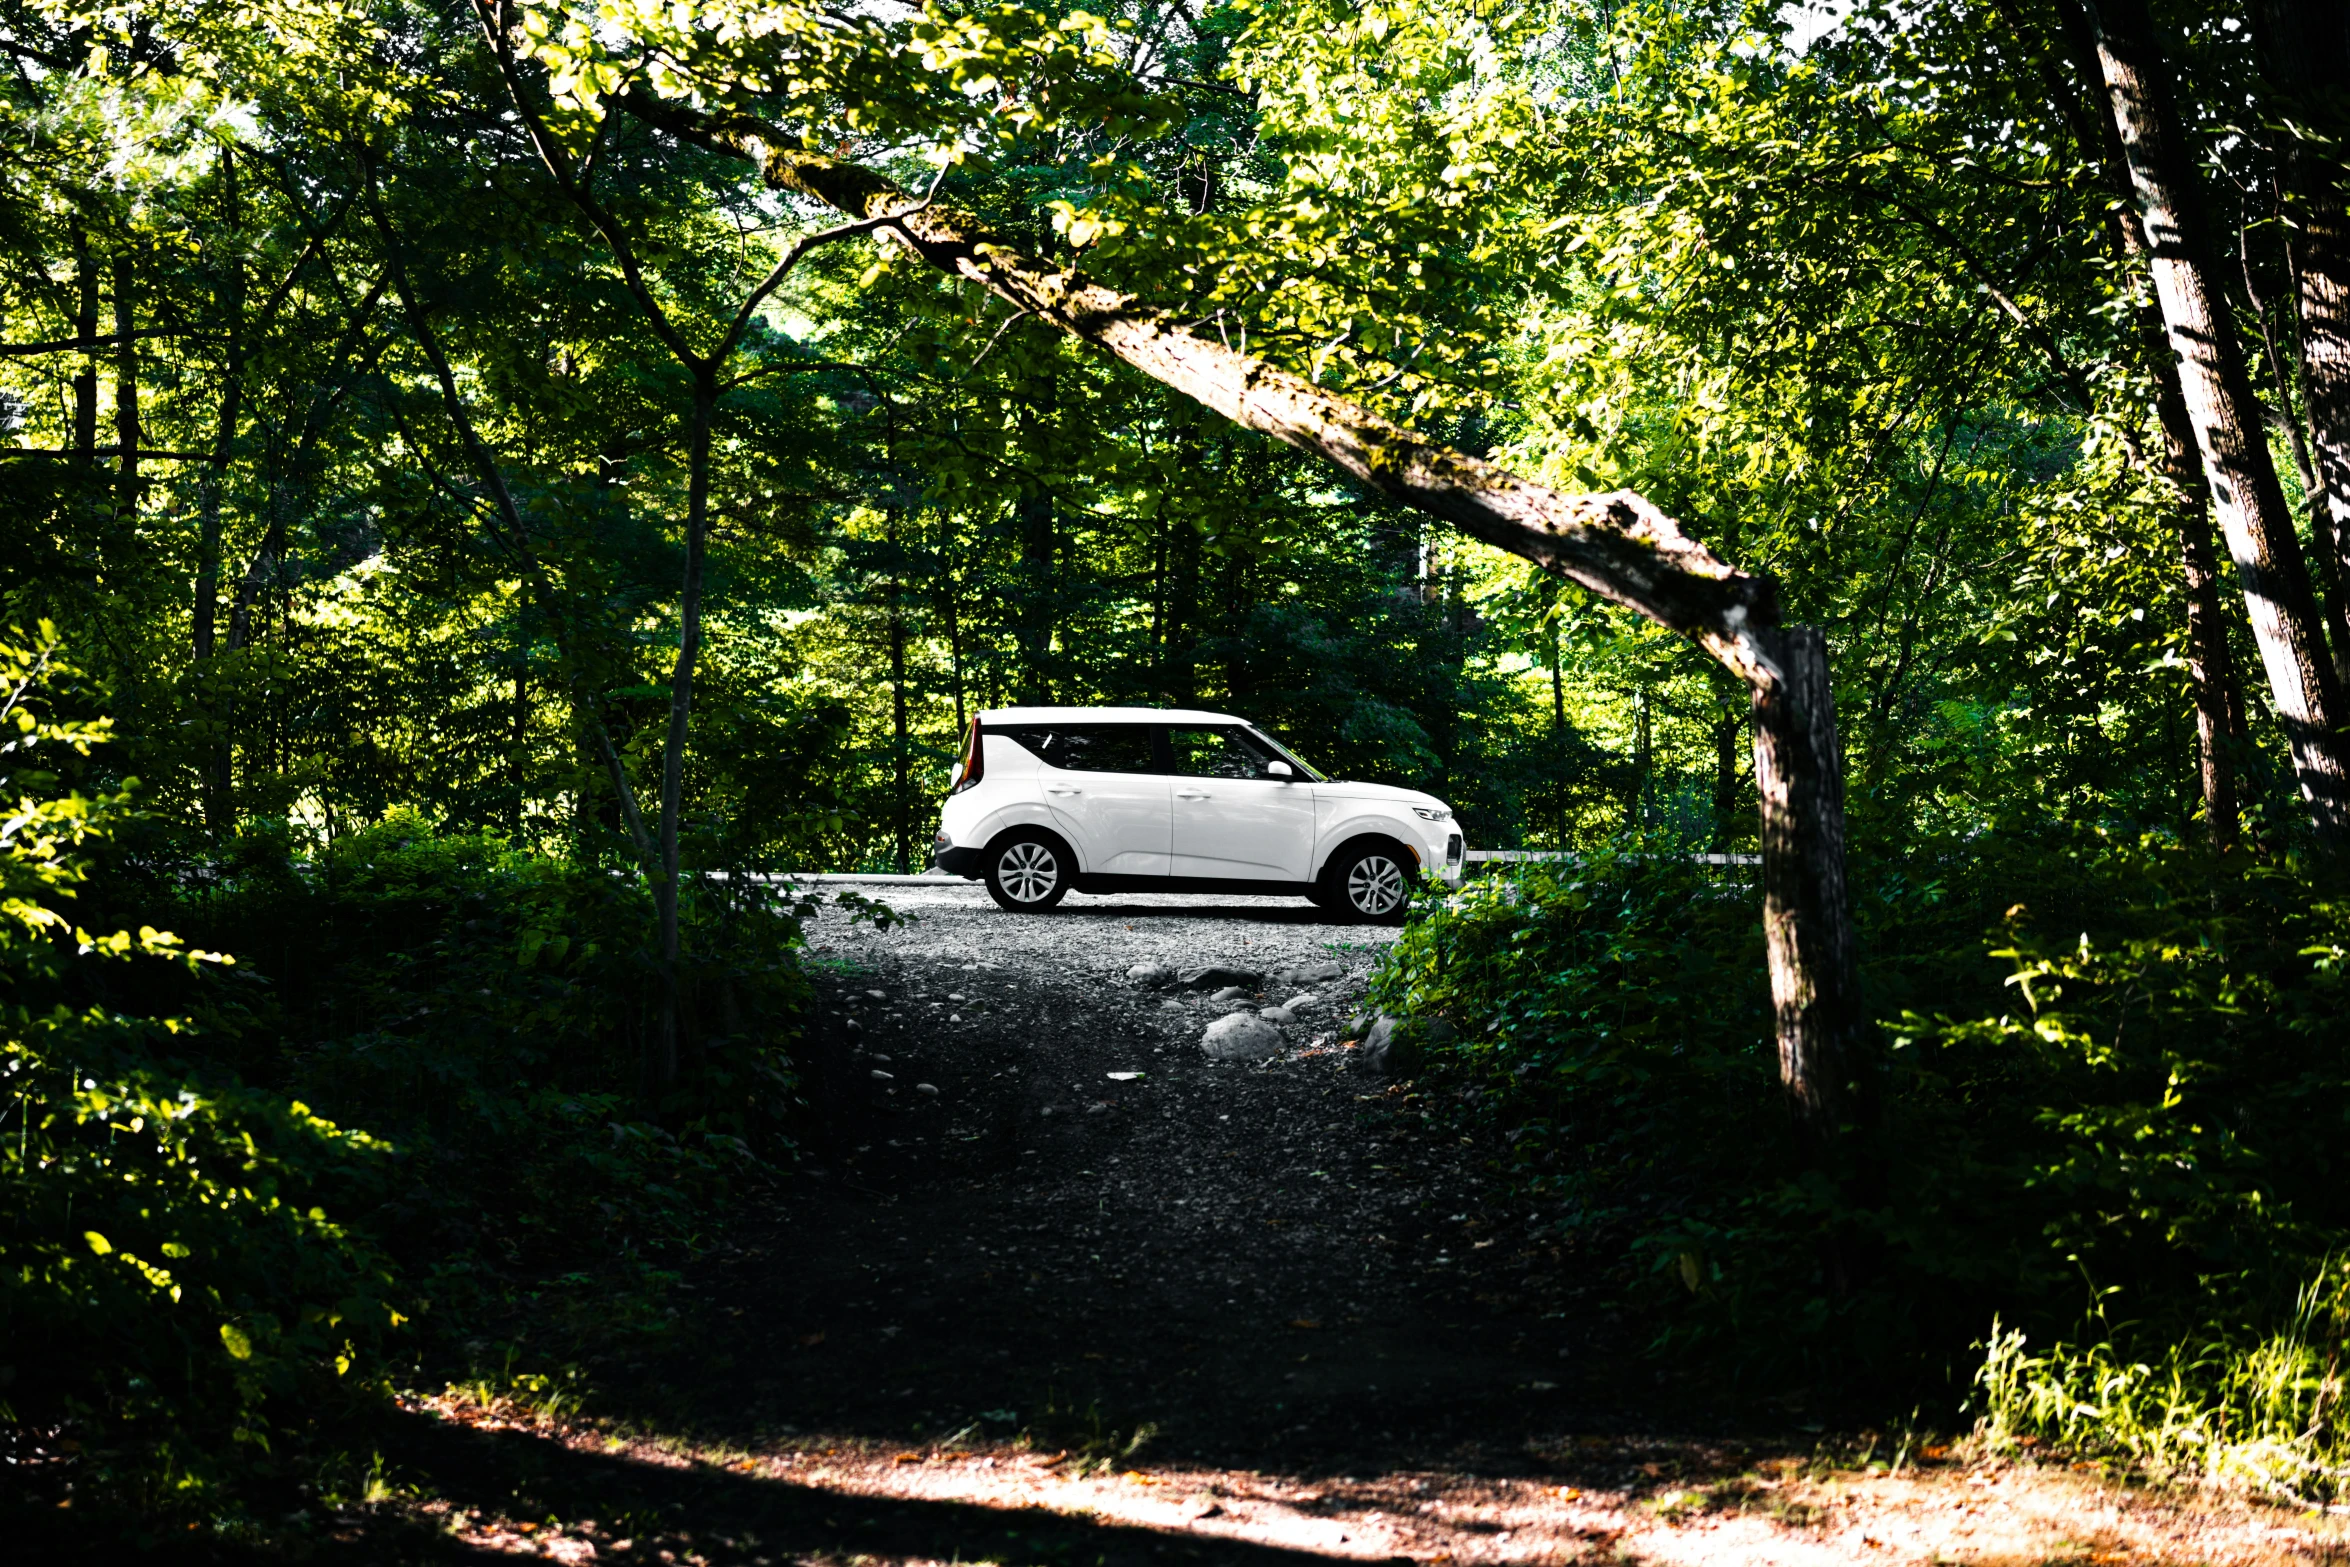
[2084,0,2350,839]
[2256,0,2350,680]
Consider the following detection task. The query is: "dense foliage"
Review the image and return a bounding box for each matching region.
[1376,845,2349,1483]
[3,0,2348,1524]
[0,634,815,1522]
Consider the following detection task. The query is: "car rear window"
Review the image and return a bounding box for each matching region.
[993,724,1159,774]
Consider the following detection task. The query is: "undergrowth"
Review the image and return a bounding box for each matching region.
[1373,837,2350,1499]
[0,630,849,1530]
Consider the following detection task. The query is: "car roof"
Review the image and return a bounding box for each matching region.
[978,705,1250,727]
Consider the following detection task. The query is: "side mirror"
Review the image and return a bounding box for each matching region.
[1266,760,1294,779]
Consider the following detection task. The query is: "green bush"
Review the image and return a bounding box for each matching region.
[1375,841,2350,1428]
[161,816,809,1289]
[0,628,396,1500]
[2,629,822,1518]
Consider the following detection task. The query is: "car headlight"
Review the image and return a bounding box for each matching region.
[1412,806,1452,822]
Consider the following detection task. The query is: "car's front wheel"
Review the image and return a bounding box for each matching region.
[1325,841,1415,925]
[983,829,1072,912]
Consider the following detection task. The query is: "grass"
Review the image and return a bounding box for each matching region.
[1975,1262,2350,1506]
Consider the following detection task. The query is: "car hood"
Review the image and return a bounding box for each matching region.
[1317,779,1452,814]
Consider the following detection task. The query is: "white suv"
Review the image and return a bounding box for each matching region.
[931,706,1464,921]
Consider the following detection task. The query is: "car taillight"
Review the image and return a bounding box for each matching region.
[950,718,984,794]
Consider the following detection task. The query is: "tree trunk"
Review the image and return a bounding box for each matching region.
[1549,618,1570,848]
[2086,0,2350,838]
[71,227,98,464]
[1629,689,1652,836]
[512,633,529,839]
[1168,510,1201,704]
[1750,627,1868,1173]
[652,372,715,1101]
[195,152,244,835]
[1713,707,1741,850]
[1016,409,1056,703]
[2050,0,2250,845]
[888,506,910,875]
[940,557,967,737]
[112,252,138,517]
[2257,0,2350,681]
[647,106,1866,1166]
[195,151,242,667]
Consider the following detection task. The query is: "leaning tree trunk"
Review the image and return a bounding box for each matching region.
[626,97,1872,1169]
[2087,0,2350,839]
[2054,0,2250,844]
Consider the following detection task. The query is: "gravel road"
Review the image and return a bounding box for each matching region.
[603,881,1634,1476]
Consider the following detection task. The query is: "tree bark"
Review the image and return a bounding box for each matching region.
[194,152,244,835]
[652,372,715,1101]
[1549,614,1570,848]
[1016,368,1057,702]
[112,253,138,518]
[195,150,242,668]
[2085,0,2350,838]
[1713,707,1742,850]
[888,505,911,875]
[71,226,98,464]
[623,100,1866,1165]
[1751,627,1868,1170]
[2034,0,2249,844]
[2256,0,2350,682]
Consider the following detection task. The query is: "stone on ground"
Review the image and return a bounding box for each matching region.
[1127,961,1175,987]
[1180,965,1264,991]
[1202,1012,1283,1060]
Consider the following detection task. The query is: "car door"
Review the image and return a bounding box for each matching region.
[1165,726,1317,881]
[1034,724,1170,875]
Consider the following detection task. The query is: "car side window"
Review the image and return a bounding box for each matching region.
[1167,727,1274,779]
[1044,724,1158,774]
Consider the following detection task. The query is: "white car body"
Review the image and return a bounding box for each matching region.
[932,705,1464,907]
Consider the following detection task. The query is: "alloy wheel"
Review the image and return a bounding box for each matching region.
[1346,853,1407,916]
[997,840,1060,902]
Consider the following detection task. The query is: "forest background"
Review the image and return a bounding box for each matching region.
[3,0,2348,1539]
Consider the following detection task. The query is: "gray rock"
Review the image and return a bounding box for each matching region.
[1278,991,1317,1012]
[1202,1012,1283,1060]
[1259,1006,1296,1024]
[1179,965,1263,991]
[1159,999,1185,1011]
[870,1069,895,1081]
[1210,984,1251,1003]
[1127,962,1175,988]
[1275,960,1346,989]
[1357,1012,1452,1075]
[915,1082,940,1097]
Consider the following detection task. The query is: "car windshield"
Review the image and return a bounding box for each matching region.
[1245,728,1328,782]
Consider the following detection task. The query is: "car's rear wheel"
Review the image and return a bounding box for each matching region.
[984,829,1072,912]
[1325,841,1415,925]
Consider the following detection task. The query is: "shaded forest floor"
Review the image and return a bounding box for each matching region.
[51,888,2350,1564]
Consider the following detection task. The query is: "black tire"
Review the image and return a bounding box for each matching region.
[983,828,1073,912]
[1323,840,1416,925]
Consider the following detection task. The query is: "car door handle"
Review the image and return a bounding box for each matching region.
[1174,788,1211,800]
[1044,784,1082,795]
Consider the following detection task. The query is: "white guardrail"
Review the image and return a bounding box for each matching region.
[737,852,1761,885]
[1464,850,1761,867]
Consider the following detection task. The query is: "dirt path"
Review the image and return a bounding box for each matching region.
[333,888,2347,1566]
[673,883,1625,1472]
